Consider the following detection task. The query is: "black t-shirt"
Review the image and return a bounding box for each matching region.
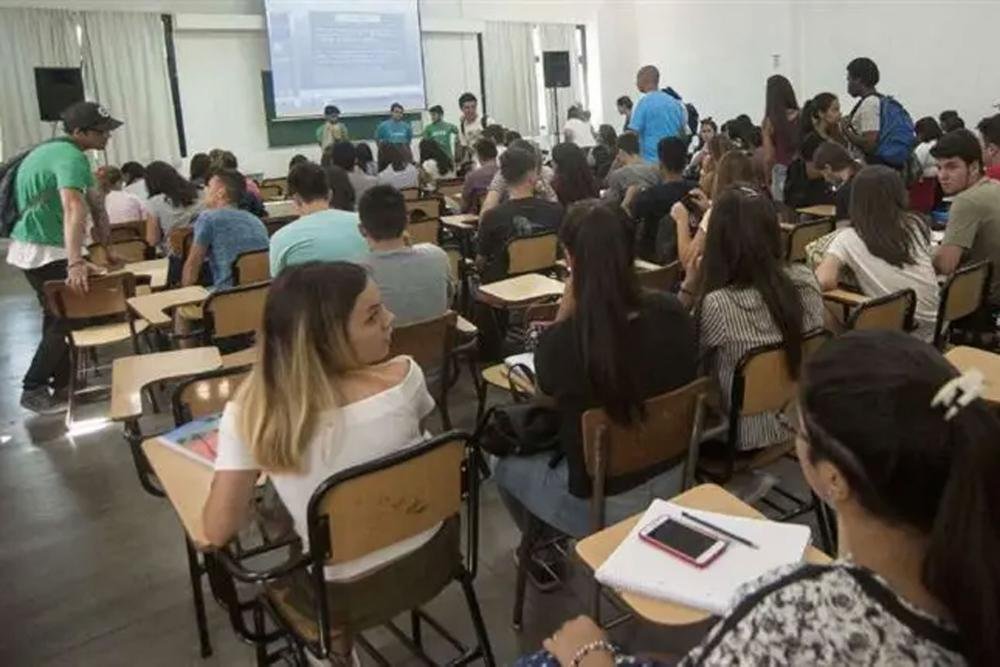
[632,179,696,261]
[535,291,699,498]
[784,159,835,209]
[476,197,564,282]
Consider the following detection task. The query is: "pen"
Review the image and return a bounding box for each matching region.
[681,511,760,550]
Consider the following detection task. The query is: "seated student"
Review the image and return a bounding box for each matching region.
[121,161,148,199]
[933,129,1000,319]
[355,142,378,177]
[376,143,419,190]
[358,185,450,326]
[812,140,862,221]
[212,149,263,202]
[203,261,438,666]
[325,141,374,207]
[287,154,308,173]
[816,166,940,341]
[562,105,596,148]
[189,153,211,187]
[418,137,455,185]
[624,136,696,263]
[940,110,965,133]
[783,132,836,209]
[480,139,559,214]
[144,160,204,256]
[269,162,366,276]
[95,165,153,227]
[977,114,1000,180]
[590,125,618,183]
[602,131,660,205]
[551,142,600,206]
[325,164,357,213]
[181,168,269,290]
[679,184,823,452]
[528,330,1000,667]
[476,146,564,283]
[493,201,698,539]
[698,134,735,198]
[461,139,500,214]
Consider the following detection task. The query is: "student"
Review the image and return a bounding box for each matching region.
[802,92,846,145]
[698,134,735,197]
[940,111,965,133]
[476,146,563,283]
[842,57,882,162]
[328,140,376,205]
[418,138,455,184]
[144,161,204,254]
[688,117,718,172]
[461,139,500,214]
[551,142,599,206]
[270,162,365,275]
[121,161,148,200]
[480,139,559,214]
[189,152,211,187]
[212,150,263,201]
[456,92,495,164]
[590,124,618,183]
[7,101,122,414]
[181,168,269,289]
[680,185,823,452]
[529,330,1000,667]
[813,140,862,221]
[762,74,801,202]
[358,185,450,326]
[816,166,940,341]
[932,129,1000,313]
[626,136,696,262]
[615,95,632,134]
[315,104,349,149]
[914,116,944,178]
[287,154,308,173]
[375,103,413,151]
[96,165,151,227]
[783,132,836,209]
[563,106,596,148]
[355,142,377,177]
[493,201,698,539]
[324,164,357,213]
[376,143,419,190]
[203,261,437,666]
[602,131,660,205]
[628,65,686,163]
[977,114,1000,180]
[422,104,459,161]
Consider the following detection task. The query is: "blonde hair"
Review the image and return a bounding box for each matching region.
[237,262,369,472]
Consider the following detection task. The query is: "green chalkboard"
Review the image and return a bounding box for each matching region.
[261,71,421,148]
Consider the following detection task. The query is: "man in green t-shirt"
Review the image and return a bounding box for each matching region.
[422,105,458,160]
[6,101,123,414]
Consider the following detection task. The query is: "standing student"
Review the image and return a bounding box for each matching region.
[493,201,698,540]
[802,92,846,146]
[616,95,633,134]
[327,141,376,205]
[203,261,439,667]
[628,65,686,163]
[602,132,660,205]
[625,137,697,262]
[813,140,862,221]
[816,166,940,341]
[456,92,495,165]
[551,142,599,207]
[762,74,801,202]
[563,106,596,148]
[842,57,883,162]
[7,101,122,414]
[95,165,152,227]
[977,114,1000,180]
[461,139,500,214]
[269,162,366,276]
[144,161,205,255]
[375,103,413,161]
[422,104,459,161]
[315,104,349,150]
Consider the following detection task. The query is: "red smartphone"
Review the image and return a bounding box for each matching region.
[639,516,728,568]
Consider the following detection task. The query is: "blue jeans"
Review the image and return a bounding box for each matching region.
[492,452,684,539]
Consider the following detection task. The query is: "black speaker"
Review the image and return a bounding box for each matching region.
[34,67,85,122]
[542,51,571,89]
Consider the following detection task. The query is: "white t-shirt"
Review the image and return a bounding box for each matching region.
[104,190,148,225]
[826,226,940,342]
[563,118,596,148]
[377,163,419,190]
[848,96,881,162]
[214,357,439,581]
[914,140,938,178]
[123,178,149,200]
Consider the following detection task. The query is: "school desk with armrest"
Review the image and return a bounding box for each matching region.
[945,346,1000,407]
[477,273,565,307]
[575,483,832,626]
[822,287,869,326]
[127,286,209,327]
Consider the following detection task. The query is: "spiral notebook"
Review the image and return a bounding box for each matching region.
[595,499,811,615]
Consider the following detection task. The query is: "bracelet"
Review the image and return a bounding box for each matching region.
[570,639,617,667]
[68,259,86,268]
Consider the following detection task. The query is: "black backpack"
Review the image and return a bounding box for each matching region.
[0,138,74,238]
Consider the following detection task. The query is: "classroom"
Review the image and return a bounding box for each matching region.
[1,0,998,665]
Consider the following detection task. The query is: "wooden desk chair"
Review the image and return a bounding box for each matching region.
[437,178,465,200]
[784,218,835,263]
[846,288,915,333]
[88,239,152,265]
[44,273,149,425]
[406,197,443,222]
[506,233,558,276]
[390,311,457,428]
[201,282,269,363]
[217,432,495,666]
[933,260,993,349]
[109,220,144,242]
[407,218,440,246]
[231,248,270,285]
[400,187,421,201]
[637,261,681,293]
[167,225,193,259]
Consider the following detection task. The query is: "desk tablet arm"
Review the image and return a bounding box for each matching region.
[215,539,310,585]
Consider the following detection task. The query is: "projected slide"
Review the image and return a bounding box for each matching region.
[265,0,426,117]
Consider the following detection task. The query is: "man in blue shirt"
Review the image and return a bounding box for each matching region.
[375,102,413,146]
[628,65,686,163]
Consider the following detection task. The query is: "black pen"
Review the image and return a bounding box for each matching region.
[681,511,760,550]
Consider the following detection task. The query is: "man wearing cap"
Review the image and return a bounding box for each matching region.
[422,104,458,161]
[315,104,349,150]
[7,100,122,414]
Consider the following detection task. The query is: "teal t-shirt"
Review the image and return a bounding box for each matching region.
[423,121,458,159]
[12,139,93,247]
[268,209,368,276]
[375,119,413,145]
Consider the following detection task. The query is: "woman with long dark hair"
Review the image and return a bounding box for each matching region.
[355,142,377,176]
[590,124,618,183]
[144,160,204,254]
[816,166,939,340]
[376,142,419,190]
[189,152,211,187]
[801,92,846,145]
[418,137,455,184]
[550,142,599,206]
[762,74,801,202]
[493,200,698,539]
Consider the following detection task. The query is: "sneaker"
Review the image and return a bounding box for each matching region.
[20,387,66,416]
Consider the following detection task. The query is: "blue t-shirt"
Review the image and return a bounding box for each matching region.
[268,208,368,276]
[628,91,686,163]
[192,207,269,289]
[375,119,413,145]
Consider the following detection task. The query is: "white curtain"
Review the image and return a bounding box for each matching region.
[537,23,585,135]
[0,8,81,159]
[483,22,540,137]
[81,11,180,166]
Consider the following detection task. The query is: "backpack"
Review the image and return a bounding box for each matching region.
[850,94,916,168]
[0,138,74,238]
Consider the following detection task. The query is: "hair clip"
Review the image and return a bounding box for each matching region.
[931,369,984,421]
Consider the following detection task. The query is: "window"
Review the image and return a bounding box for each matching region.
[531,24,590,138]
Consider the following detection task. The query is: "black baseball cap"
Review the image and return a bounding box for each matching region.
[324,104,340,119]
[62,101,123,132]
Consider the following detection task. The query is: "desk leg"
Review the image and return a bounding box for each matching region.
[123,420,165,498]
[185,537,214,658]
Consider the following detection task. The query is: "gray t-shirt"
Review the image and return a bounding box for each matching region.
[146,192,204,255]
[942,177,1000,305]
[603,161,661,204]
[347,168,377,208]
[364,244,452,326]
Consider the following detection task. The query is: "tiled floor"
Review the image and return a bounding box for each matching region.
[0,247,816,665]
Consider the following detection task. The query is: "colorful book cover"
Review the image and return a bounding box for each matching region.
[159,415,221,467]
